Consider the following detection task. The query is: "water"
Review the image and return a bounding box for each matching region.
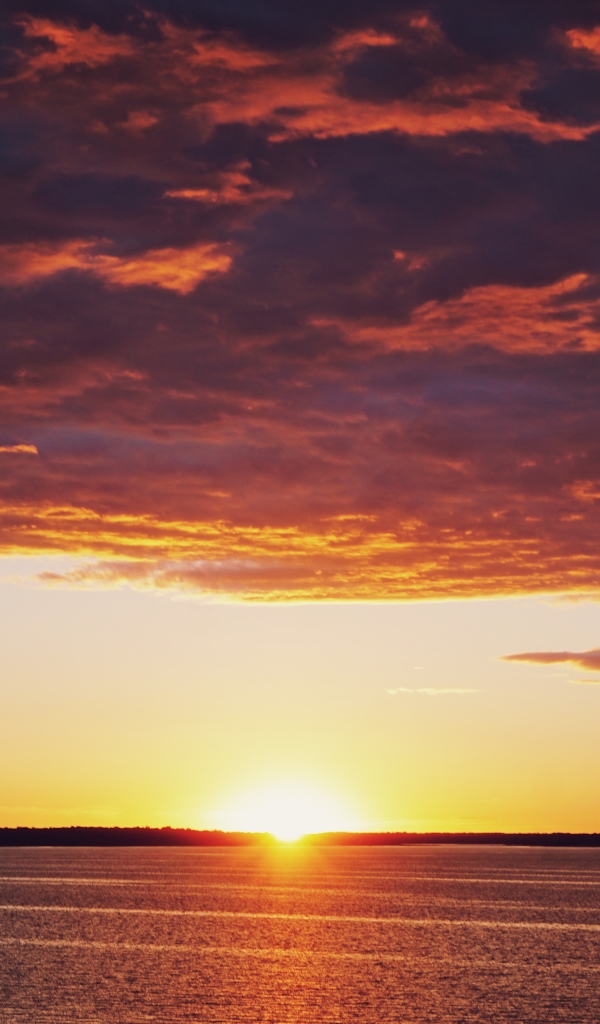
[1,845,600,1022]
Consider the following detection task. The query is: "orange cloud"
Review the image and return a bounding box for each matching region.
[117,111,159,133]
[0,240,90,285]
[165,163,292,205]
[0,445,38,455]
[169,24,274,73]
[0,500,598,601]
[199,52,594,144]
[0,240,233,293]
[17,17,134,77]
[176,22,597,144]
[503,648,600,671]
[16,16,592,145]
[267,89,594,145]
[92,244,232,293]
[565,26,600,56]
[317,274,600,353]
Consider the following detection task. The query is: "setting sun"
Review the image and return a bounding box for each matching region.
[214,783,357,841]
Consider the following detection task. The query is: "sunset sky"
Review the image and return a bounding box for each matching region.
[1,0,600,834]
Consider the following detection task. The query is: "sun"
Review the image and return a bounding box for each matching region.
[216,782,355,841]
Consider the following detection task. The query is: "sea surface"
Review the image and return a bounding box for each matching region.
[1,844,600,1022]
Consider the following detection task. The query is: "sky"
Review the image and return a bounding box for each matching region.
[1,0,600,834]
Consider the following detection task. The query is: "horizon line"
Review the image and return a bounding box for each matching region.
[1,826,599,848]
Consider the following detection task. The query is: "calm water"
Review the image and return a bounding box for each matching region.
[1,845,600,1022]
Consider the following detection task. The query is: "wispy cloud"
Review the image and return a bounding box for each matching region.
[0,241,232,294]
[0,445,38,455]
[386,687,479,696]
[503,649,600,672]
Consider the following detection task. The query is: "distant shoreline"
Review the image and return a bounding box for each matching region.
[1,828,599,847]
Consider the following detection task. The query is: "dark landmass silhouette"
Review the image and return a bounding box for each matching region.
[1,828,599,847]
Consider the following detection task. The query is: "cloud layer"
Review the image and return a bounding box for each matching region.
[503,649,600,671]
[2,2,600,597]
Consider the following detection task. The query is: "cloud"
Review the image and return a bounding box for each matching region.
[566,26,600,56]
[503,649,600,671]
[186,20,598,144]
[165,164,292,206]
[15,17,135,78]
[0,241,233,293]
[387,687,479,695]
[0,444,37,454]
[317,273,600,353]
[8,13,597,147]
[1,3,600,598]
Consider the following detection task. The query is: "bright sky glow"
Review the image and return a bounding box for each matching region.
[212,783,357,841]
[1,567,599,833]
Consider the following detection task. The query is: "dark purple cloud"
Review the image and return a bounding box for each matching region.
[1,2,600,597]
